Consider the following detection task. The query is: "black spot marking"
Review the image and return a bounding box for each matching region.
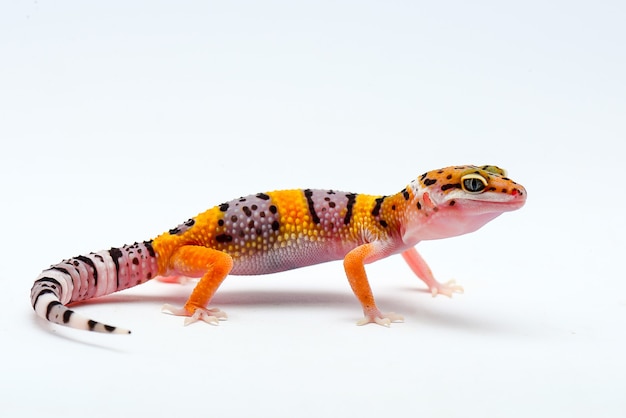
[420,173,428,181]
[501,189,509,193]
[269,205,277,214]
[344,193,357,225]
[243,206,252,217]
[88,320,97,331]
[251,204,258,210]
[239,197,247,202]
[379,220,388,228]
[304,189,321,224]
[271,220,280,231]
[144,241,156,258]
[417,202,422,210]
[33,288,56,308]
[34,276,63,289]
[259,211,266,218]
[257,193,270,200]
[75,255,97,286]
[109,247,123,289]
[231,215,238,222]
[216,234,233,243]
[423,178,437,186]
[104,325,116,333]
[327,190,336,195]
[449,200,456,206]
[132,257,139,265]
[146,272,152,280]
[402,189,410,200]
[185,219,195,227]
[371,196,386,217]
[446,174,452,180]
[329,201,336,208]
[63,309,73,323]
[219,203,229,212]
[441,183,462,191]
[248,220,255,228]
[218,219,225,227]
[392,205,396,210]
[46,300,62,320]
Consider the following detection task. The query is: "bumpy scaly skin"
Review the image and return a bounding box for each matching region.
[30,165,526,333]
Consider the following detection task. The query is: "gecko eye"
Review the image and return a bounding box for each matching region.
[461,174,488,193]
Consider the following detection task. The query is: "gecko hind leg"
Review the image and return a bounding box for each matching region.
[160,245,233,327]
[157,275,195,285]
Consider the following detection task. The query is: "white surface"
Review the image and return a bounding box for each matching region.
[1,1,625,417]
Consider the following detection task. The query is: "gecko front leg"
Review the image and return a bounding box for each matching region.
[401,247,464,297]
[343,242,404,326]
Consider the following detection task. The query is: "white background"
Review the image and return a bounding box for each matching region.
[1,1,625,417]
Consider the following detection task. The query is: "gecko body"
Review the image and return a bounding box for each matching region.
[31,165,526,334]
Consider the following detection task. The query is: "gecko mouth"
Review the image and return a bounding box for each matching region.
[448,194,526,214]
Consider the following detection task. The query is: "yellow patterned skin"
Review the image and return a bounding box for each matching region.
[31,165,526,333]
[151,190,406,277]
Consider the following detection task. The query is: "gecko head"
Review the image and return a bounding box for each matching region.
[403,165,526,242]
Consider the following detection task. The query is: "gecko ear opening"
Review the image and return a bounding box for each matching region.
[460,174,487,194]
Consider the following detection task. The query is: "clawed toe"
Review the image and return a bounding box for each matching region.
[357,311,404,327]
[162,304,228,327]
[430,279,464,298]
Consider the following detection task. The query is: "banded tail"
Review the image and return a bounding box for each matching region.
[30,241,159,334]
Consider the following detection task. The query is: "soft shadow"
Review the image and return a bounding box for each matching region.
[394,285,543,337]
[76,289,354,308]
[39,283,534,339]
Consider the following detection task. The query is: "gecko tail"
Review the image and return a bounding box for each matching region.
[33,290,131,334]
[30,241,159,334]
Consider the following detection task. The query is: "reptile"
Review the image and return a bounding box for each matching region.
[30,164,526,334]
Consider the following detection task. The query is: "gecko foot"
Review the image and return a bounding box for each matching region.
[429,279,464,298]
[162,304,228,326]
[357,312,404,327]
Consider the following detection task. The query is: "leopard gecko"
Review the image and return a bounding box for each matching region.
[30,165,526,334]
